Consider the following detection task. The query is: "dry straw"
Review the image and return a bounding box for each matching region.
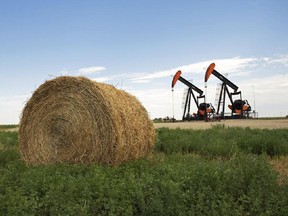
[19,76,155,166]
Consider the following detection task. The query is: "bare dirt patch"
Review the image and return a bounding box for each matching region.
[270,156,288,183]
[0,128,19,132]
[154,119,288,130]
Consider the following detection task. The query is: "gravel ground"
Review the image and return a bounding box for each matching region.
[154,118,288,130]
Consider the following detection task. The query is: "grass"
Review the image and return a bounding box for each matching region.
[155,127,288,158]
[0,127,288,215]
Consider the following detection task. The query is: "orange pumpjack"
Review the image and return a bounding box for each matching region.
[205,63,251,118]
[172,70,215,120]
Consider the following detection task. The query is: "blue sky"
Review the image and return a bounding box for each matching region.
[1,0,288,123]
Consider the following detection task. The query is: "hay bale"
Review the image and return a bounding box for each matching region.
[19,76,155,166]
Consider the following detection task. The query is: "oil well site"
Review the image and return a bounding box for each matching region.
[170,62,254,122]
[1,1,288,215]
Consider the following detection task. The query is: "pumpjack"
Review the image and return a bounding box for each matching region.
[172,70,215,120]
[205,63,251,118]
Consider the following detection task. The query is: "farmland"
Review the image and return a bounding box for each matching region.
[154,118,288,130]
[1,121,288,215]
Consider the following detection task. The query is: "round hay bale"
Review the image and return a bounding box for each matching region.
[19,76,155,166]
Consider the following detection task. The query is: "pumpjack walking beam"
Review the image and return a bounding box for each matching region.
[172,70,203,120]
[172,70,203,95]
[205,63,239,91]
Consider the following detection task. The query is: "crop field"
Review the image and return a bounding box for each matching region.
[1,122,288,215]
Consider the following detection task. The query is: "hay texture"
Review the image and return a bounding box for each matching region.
[19,76,155,166]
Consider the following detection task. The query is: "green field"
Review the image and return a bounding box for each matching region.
[0,126,288,215]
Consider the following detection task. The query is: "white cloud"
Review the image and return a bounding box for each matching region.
[78,66,106,75]
[267,55,288,67]
[127,88,179,119]
[58,66,107,76]
[91,73,128,84]
[132,79,151,83]
[130,57,257,83]
[231,71,252,77]
[247,74,288,95]
[92,76,112,82]
[130,55,288,84]
[0,95,31,124]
